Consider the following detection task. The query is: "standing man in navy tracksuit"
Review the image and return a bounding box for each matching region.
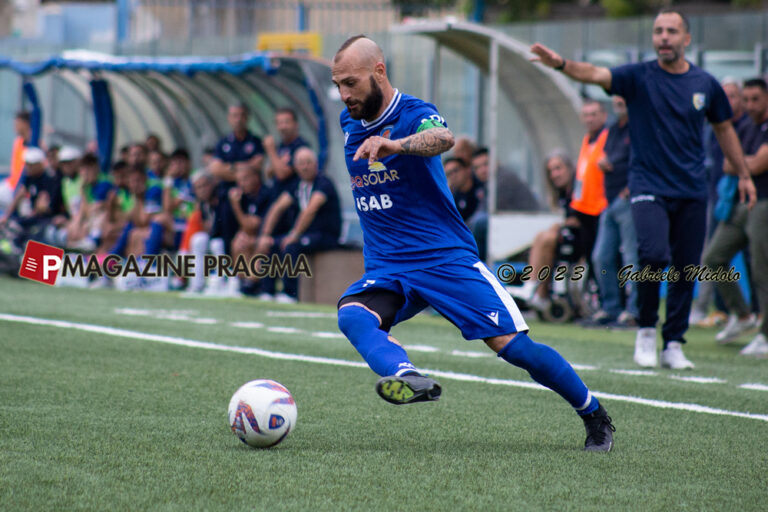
[531,8,756,369]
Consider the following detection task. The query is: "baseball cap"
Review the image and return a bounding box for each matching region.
[23,147,46,164]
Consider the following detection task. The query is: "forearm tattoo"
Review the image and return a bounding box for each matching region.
[399,128,454,157]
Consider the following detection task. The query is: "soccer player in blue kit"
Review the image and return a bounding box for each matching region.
[332,35,615,452]
[532,8,757,370]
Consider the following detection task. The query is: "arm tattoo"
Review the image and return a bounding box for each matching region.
[398,128,454,157]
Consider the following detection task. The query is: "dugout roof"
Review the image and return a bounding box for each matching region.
[392,21,584,215]
[0,51,344,177]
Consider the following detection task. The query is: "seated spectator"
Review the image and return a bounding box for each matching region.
[127,143,150,177]
[229,163,273,295]
[522,151,578,311]
[0,147,66,249]
[187,172,240,295]
[56,146,83,216]
[148,149,168,179]
[256,147,341,303]
[471,147,540,212]
[65,153,113,251]
[452,136,476,166]
[108,166,165,261]
[161,148,196,250]
[444,156,484,222]
[97,160,132,253]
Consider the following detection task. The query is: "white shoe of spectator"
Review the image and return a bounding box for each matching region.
[275,293,298,304]
[740,334,768,356]
[661,341,695,370]
[715,314,757,344]
[633,328,657,368]
[257,293,274,302]
[688,308,707,326]
[89,276,112,289]
[529,293,551,313]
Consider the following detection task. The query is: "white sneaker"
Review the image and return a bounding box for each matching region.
[257,293,274,302]
[661,341,695,370]
[275,293,298,304]
[715,314,757,344]
[529,293,551,312]
[688,308,707,326]
[634,328,658,368]
[740,334,768,356]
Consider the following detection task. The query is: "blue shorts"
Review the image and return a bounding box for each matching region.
[340,255,529,340]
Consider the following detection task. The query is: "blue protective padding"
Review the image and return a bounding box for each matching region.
[22,81,41,147]
[0,53,278,77]
[304,75,328,172]
[90,79,114,172]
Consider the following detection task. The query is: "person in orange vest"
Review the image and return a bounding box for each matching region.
[570,99,609,285]
[0,112,32,213]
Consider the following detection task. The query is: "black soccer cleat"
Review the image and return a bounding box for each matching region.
[375,374,442,405]
[582,405,615,452]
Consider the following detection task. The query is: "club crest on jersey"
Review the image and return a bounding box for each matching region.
[692,92,706,111]
[380,125,394,139]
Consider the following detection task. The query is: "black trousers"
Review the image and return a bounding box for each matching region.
[631,195,707,346]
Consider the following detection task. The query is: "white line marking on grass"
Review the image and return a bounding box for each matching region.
[230,322,265,329]
[610,369,658,376]
[190,318,218,325]
[267,311,337,319]
[266,326,303,334]
[450,350,491,358]
[2,312,768,423]
[740,383,768,392]
[311,331,346,339]
[669,375,727,384]
[571,364,598,371]
[404,344,440,353]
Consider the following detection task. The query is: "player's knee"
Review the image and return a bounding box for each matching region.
[337,304,380,345]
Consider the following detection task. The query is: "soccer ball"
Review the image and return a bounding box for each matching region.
[228,379,297,448]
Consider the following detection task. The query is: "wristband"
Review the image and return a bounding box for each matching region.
[554,59,567,71]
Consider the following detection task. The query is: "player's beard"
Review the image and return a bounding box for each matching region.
[347,76,384,121]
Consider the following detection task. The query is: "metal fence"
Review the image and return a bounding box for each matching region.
[127,0,454,43]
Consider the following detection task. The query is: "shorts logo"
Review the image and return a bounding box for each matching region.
[487,311,499,326]
[692,92,706,111]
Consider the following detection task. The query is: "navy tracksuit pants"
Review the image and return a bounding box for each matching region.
[630,195,707,347]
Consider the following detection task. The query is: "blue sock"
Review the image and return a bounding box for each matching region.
[144,221,164,255]
[109,222,133,257]
[338,305,417,377]
[498,332,598,415]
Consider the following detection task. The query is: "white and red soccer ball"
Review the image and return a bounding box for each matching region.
[228,379,297,448]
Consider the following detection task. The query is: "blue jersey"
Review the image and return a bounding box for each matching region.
[609,60,732,199]
[341,90,478,275]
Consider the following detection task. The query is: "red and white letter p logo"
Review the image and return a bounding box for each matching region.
[18,241,65,286]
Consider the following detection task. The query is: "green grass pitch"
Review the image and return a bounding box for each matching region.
[1,276,766,511]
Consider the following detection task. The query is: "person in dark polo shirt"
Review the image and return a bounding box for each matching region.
[211,103,265,187]
[256,147,341,303]
[703,77,768,356]
[444,156,484,222]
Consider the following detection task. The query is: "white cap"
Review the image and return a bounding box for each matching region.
[23,147,46,164]
[59,145,82,162]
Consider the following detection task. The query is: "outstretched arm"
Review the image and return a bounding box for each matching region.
[530,43,612,91]
[353,127,455,164]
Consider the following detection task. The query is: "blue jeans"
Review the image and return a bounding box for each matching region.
[591,196,639,318]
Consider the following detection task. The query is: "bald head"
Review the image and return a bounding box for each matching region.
[333,35,384,68]
[331,35,394,122]
[294,146,319,182]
